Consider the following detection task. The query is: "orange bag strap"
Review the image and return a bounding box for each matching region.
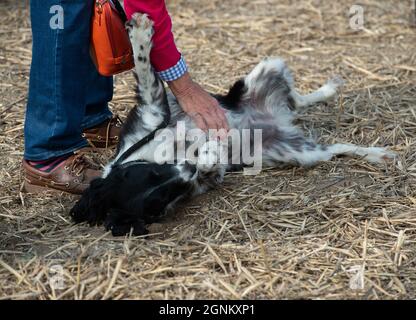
[95,0,128,23]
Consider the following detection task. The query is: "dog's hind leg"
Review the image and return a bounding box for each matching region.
[244,58,293,111]
[324,143,396,164]
[263,130,395,167]
[244,58,344,110]
[289,76,345,108]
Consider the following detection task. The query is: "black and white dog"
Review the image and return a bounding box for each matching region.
[70,13,395,236]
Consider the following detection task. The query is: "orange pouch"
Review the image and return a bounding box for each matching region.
[90,0,134,76]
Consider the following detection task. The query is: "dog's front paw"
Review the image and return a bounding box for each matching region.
[197,140,227,173]
[131,12,153,30]
[127,13,154,45]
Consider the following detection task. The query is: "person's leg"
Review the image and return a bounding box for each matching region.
[80,65,114,130]
[24,0,113,161]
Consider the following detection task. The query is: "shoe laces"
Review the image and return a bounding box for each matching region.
[104,115,122,149]
[65,153,92,177]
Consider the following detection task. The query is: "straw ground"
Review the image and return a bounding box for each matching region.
[0,0,415,299]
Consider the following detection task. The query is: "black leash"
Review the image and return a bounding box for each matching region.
[111,0,128,23]
[113,97,171,166]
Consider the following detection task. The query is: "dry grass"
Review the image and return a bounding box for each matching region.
[1,0,415,299]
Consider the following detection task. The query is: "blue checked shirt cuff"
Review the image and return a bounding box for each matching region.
[157,56,188,82]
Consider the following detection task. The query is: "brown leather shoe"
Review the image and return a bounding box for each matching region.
[22,151,102,195]
[82,115,122,149]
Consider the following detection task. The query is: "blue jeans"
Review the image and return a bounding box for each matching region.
[24,0,114,160]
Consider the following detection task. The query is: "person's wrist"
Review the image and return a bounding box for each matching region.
[167,72,195,98]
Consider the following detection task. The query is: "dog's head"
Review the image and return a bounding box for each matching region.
[104,160,199,236]
[135,160,198,221]
[70,160,198,235]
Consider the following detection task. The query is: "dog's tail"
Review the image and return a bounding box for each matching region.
[70,178,111,226]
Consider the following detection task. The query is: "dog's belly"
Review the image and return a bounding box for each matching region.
[118,108,290,165]
[107,96,296,176]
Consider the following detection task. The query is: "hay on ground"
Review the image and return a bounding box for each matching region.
[0,0,415,299]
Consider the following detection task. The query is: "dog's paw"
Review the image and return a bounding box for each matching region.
[197,140,227,173]
[176,160,197,182]
[328,75,345,88]
[363,147,397,164]
[127,13,154,46]
[322,76,345,99]
[132,12,153,30]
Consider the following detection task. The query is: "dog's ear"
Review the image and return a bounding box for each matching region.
[70,178,110,226]
[105,208,148,237]
[142,179,192,223]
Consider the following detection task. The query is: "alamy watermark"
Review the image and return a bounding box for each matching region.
[49,264,65,290]
[349,2,416,30]
[151,122,263,175]
[349,5,364,31]
[49,5,64,30]
[348,265,365,290]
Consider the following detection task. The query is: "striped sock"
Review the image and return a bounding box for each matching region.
[27,154,71,173]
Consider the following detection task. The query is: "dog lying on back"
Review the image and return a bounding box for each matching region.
[70,13,395,236]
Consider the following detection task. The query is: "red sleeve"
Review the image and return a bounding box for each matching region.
[123,0,181,72]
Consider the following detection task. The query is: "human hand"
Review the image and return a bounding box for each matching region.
[168,72,229,134]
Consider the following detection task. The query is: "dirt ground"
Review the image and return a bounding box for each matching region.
[0,0,415,299]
